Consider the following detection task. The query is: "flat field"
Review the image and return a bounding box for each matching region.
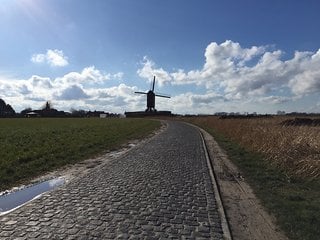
[186,116,320,178]
[182,116,320,240]
[0,118,160,191]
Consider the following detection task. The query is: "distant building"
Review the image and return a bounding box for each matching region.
[26,111,40,117]
[86,111,107,118]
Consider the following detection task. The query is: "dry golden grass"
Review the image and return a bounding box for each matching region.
[187,116,320,179]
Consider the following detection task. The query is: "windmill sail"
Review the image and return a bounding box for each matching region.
[134,91,148,95]
[155,93,170,98]
[152,76,155,91]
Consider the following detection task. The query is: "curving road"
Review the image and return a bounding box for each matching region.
[0,121,224,239]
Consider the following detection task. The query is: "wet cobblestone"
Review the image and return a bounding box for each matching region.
[0,121,223,239]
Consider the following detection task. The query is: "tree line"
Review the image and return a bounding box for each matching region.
[0,99,119,118]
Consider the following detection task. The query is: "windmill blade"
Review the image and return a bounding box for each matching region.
[135,91,147,95]
[152,76,156,91]
[155,94,171,98]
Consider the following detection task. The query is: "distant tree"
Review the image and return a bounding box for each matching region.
[70,108,87,117]
[0,99,16,117]
[5,104,15,115]
[70,108,77,114]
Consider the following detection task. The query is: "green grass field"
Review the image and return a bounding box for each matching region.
[0,118,160,191]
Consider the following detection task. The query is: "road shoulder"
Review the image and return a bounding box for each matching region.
[198,127,288,240]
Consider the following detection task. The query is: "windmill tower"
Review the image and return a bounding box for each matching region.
[135,76,170,112]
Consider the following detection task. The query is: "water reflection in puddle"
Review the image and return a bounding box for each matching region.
[0,177,65,215]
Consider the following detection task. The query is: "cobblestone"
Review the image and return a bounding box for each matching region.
[0,121,223,239]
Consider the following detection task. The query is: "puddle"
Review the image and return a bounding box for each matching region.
[0,177,65,216]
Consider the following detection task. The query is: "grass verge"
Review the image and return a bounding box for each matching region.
[184,119,319,240]
[0,118,160,191]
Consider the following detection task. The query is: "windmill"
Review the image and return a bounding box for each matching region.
[135,76,170,112]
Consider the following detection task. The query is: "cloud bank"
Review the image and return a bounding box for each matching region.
[138,40,320,103]
[0,66,132,113]
[137,40,320,112]
[2,41,320,114]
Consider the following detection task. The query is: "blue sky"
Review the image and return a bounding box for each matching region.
[1,0,320,114]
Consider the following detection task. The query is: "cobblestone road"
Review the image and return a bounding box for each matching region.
[0,121,223,239]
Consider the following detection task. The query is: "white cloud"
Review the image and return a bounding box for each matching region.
[55,66,122,87]
[137,56,172,87]
[112,72,124,80]
[203,40,265,73]
[169,92,226,114]
[257,96,292,104]
[18,84,31,95]
[56,85,90,100]
[31,49,69,67]
[288,50,320,95]
[30,53,46,63]
[30,75,53,88]
[84,84,144,112]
